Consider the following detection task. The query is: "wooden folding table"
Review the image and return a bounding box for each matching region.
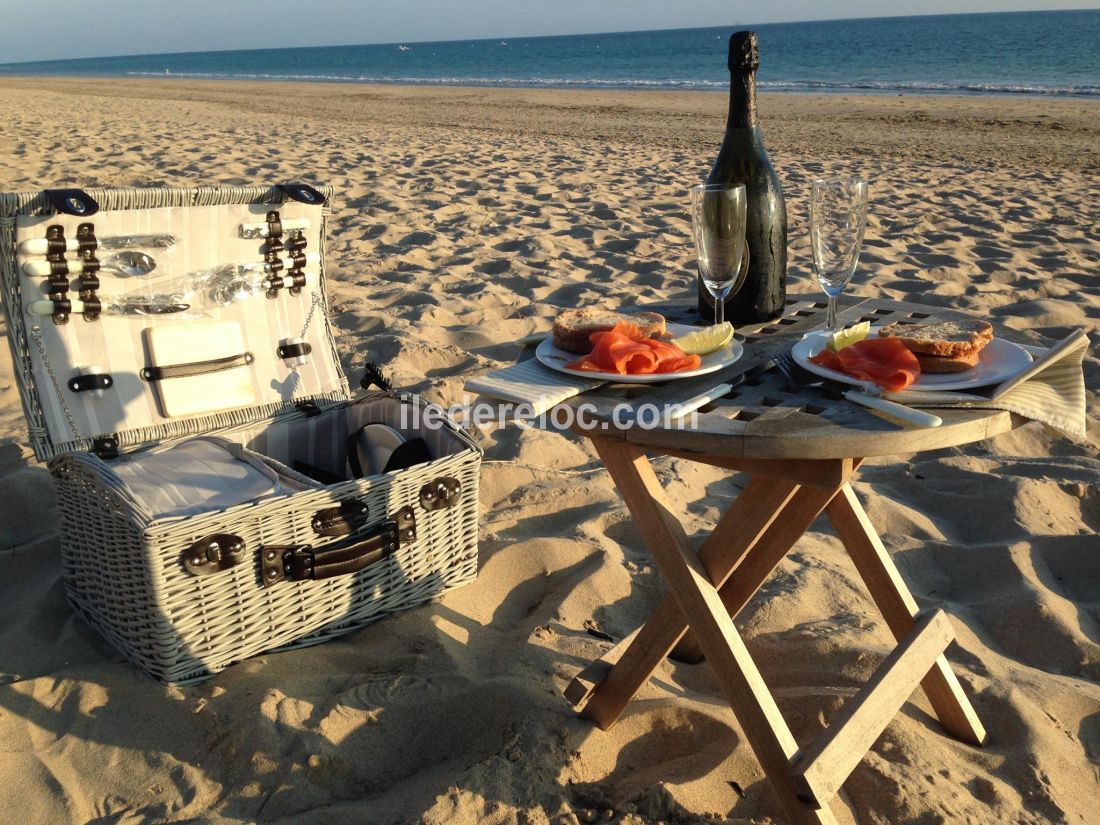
[560,297,1021,824]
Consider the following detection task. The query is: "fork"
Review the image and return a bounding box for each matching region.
[773,352,942,428]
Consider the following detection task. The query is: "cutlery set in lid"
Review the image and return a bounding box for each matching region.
[10,191,335,431]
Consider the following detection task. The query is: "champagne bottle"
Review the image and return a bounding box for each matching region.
[698,31,787,323]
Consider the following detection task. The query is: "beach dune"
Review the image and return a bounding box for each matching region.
[0,78,1097,824]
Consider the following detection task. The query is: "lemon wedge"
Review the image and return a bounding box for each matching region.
[826,321,871,352]
[673,322,734,355]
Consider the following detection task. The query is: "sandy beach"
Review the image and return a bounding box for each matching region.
[0,77,1097,824]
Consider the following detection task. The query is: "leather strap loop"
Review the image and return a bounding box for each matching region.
[77,225,101,322]
[265,210,283,239]
[44,225,71,325]
[67,372,112,393]
[277,341,312,360]
[45,224,68,258]
[76,222,98,253]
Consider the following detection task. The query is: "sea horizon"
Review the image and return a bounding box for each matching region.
[1,9,1098,99]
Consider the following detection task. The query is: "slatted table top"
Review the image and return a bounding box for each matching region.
[563,294,1025,460]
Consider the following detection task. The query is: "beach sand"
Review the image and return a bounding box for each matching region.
[0,77,1097,824]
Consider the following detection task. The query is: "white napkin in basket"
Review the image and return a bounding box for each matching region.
[887,328,1090,441]
[113,437,292,518]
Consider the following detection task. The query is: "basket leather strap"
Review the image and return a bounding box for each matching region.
[299,536,392,579]
[261,506,416,588]
[141,352,254,382]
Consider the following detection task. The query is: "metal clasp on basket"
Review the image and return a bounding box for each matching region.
[419,477,461,511]
[311,499,370,537]
[181,534,247,577]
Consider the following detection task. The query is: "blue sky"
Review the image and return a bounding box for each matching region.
[0,0,1095,63]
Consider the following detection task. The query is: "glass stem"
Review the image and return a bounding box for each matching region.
[826,294,839,330]
[714,294,724,327]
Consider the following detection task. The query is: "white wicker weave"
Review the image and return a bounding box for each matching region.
[1,185,481,683]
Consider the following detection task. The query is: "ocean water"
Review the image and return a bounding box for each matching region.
[1,10,1098,98]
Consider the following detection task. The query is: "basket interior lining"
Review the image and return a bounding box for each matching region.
[224,396,471,483]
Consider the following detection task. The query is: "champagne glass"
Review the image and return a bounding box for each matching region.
[691,183,748,327]
[810,177,869,330]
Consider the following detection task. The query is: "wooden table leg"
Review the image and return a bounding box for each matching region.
[826,483,987,746]
[567,472,798,725]
[669,477,854,664]
[569,450,856,730]
[596,439,840,825]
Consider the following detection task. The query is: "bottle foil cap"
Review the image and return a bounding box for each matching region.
[728,31,760,71]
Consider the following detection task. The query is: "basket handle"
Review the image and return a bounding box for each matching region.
[260,506,416,588]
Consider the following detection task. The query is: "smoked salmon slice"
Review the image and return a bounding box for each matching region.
[566,321,702,375]
[809,337,921,392]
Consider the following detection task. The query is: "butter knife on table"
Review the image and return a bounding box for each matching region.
[807,375,942,428]
[842,385,943,428]
[618,360,774,425]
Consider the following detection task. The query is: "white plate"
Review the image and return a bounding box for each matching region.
[792,327,1033,391]
[351,423,407,476]
[536,322,744,384]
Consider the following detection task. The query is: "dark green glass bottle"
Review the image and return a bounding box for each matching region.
[698,31,787,323]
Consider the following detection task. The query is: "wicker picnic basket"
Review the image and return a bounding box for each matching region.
[0,184,481,682]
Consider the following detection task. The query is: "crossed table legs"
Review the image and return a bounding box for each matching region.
[565,438,986,825]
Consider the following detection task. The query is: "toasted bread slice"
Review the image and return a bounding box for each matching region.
[552,309,666,354]
[877,319,993,358]
[914,349,982,373]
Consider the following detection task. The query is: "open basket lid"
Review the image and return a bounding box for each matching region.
[0,183,351,461]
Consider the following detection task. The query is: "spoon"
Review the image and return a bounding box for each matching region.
[106,250,157,276]
[22,251,157,278]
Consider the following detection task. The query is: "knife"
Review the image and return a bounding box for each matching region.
[26,298,191,317]
[664,382,734,419]
[18,234,179,254]
[619,359,775,425]
[844,387,943,428]
[814,375,942,428]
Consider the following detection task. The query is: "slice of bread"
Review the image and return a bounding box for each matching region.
[552,309,666,354]
[877,319,993,358]
[914,349,982,373]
